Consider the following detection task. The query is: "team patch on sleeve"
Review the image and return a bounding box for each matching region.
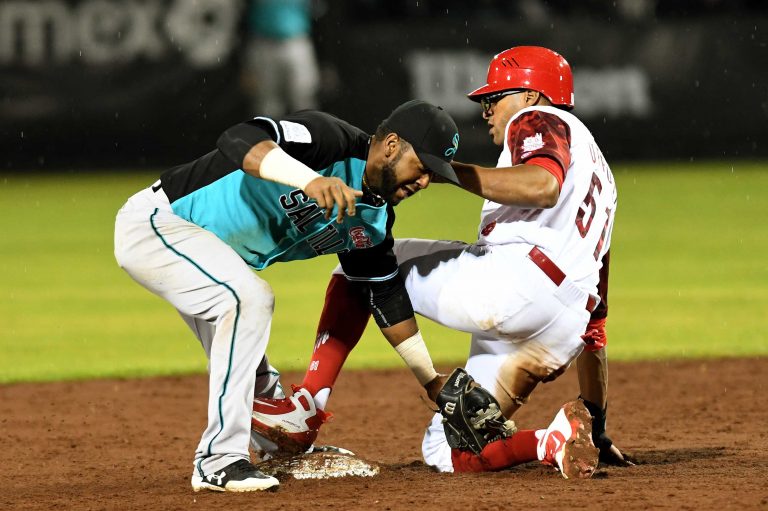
[507,110,571,174]
[280,121,313,143]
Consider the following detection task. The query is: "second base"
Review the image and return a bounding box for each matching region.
[256,451,380,480]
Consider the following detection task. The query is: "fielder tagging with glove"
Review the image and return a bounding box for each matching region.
[435,368,517,454]
[434,368,598,478]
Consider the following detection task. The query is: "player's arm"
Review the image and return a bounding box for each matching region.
[367,278,446,402]
[576,250,634,466]
[338,233,446,401]
[577,250,610,407]
[449,160,560,207]
[216,118,361,223]
[449,110,571,208]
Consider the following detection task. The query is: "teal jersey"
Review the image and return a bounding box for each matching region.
[169,158,387,269]
[248,0,311,39]
[158,110,399,282]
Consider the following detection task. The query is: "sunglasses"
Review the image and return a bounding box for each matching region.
[480,90,526,114]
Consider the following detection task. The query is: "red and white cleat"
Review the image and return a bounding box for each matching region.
[251,385,332,458]
[538,400,599,479]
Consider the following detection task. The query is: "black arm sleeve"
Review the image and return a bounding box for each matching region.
[365,276,415,328]
[216,118,279,167]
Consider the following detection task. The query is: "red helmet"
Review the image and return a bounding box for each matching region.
[468,46,574,109]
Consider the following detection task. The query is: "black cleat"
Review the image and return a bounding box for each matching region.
[191,459,279,492]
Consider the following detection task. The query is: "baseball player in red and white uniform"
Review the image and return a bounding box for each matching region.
[252,47,632,477]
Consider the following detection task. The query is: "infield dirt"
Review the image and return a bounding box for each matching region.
[3,357,766,510]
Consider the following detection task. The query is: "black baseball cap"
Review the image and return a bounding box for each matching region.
[381,100,460,184]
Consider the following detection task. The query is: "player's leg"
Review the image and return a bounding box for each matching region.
[253,355,285,400]
[396,238,595,423]
[422,338,540,472]
[301,274,370,408]
[467,336,570,419]
[424,401,596,477]
[254,273,370,413]
[422,341,597,476]
[455,303,596,476]
[275,238,473,417]
[393,239,593,345]
[392,238,485,332]
[178,314,293,460]
[115,192,278,490]
[250,274,369,454]
[292,238,553,415]
[178,315,285,401]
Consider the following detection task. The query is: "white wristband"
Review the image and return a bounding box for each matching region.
[259,146,320,191]
[394,331,438,386]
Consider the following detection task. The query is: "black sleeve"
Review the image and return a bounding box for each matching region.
[216,112,368,172]
[337,207,415,328]
[216,117,279,167]
[277,110,369,169]
[364,276,415,328]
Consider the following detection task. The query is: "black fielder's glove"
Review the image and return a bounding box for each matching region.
[580,397,637,466]
[436,368,517,454]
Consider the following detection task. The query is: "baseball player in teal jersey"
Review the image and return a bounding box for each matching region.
[114,100,460,492]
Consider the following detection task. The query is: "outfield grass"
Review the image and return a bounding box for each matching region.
[1,161,766,383]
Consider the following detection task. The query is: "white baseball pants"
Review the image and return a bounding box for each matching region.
[335,238,594,472]
[114,185,280,477]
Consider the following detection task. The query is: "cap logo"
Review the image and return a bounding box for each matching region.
[444,133,460,157]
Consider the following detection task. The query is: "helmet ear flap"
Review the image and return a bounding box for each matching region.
[469,46,574,109]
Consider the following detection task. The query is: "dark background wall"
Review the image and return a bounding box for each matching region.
[1,0,766,170]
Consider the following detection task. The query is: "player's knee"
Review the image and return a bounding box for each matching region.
[493,353,566,417]
[540,364,567,383]
[113,234,141,274]
[495,370,537,417]
[236,278,275,314]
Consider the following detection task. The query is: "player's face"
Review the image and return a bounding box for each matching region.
[377,145,433,205]
[481,90,528,146]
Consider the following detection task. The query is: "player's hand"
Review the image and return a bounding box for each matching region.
[598,442,637,467]
[305,177,364,223]
[424,373,447,402]
[580,397,636,467]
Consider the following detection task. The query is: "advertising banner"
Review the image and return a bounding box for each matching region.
[318,16,767,163]
[0,0,246,169]
[1,2,765,169]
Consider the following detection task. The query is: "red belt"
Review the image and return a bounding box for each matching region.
[527,247,597,312]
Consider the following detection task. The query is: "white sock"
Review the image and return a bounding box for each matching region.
[312,388,331,410]
[535,429,547,460]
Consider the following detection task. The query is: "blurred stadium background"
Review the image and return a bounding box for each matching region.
[1,0,766,383]
[2,0,767,169]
